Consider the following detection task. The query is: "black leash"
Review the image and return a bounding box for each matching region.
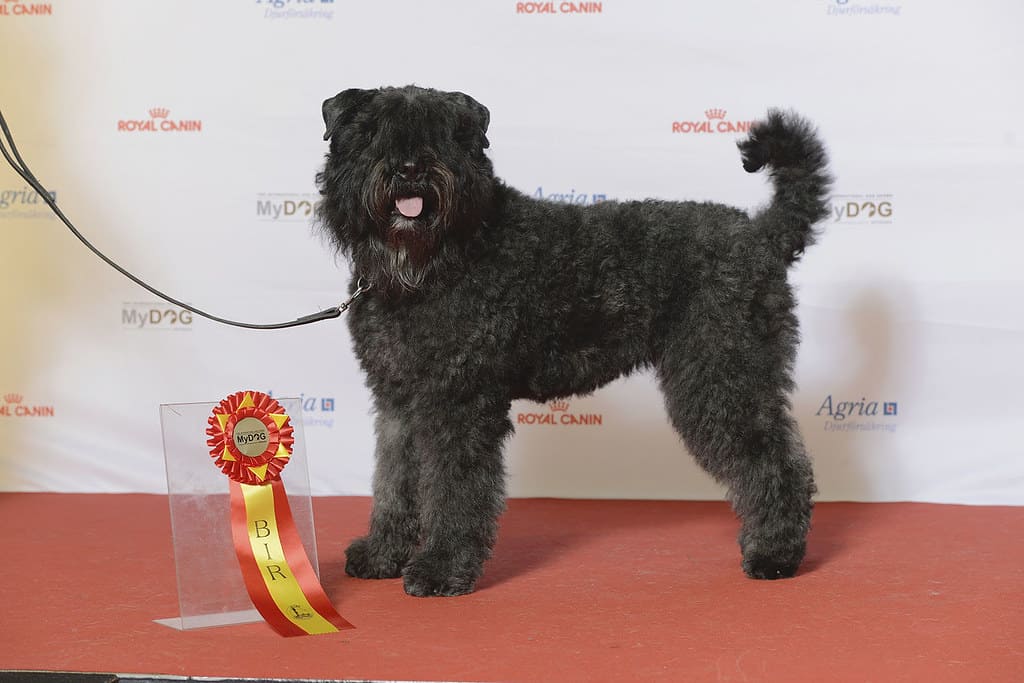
[0,108,369,329]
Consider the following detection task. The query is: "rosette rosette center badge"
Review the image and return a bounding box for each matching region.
[206,391,353,637]
[208,392,293,485]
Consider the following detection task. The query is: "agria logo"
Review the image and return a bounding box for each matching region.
[517,400,603,427]
[257,0,335,20]
[533,187,608,206]
[266,391,336,428]
[0,186,56,220]
[0,1,53,16]
[816,395,899,433]
[117,108,202,133]
[827,0,902,17]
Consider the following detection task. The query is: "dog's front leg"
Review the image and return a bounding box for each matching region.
[345,407,421,579]
[401,400,512,597]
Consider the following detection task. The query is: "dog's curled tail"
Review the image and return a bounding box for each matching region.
[737,109,832,263]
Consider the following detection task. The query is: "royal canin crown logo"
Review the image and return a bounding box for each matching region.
[0,392,54,417]
[117,107,202,133]
[517,400,603,427]
[672,108,755,134]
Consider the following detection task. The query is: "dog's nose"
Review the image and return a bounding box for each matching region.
[398,161,422,180]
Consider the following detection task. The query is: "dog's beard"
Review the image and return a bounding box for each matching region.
[361,158,458,291]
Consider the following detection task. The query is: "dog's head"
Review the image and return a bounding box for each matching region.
[316,85,494,292]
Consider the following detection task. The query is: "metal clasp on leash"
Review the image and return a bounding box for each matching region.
[338,277,373,313]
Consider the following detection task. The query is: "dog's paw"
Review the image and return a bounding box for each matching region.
[741,540,806,580]
[401,556,478,597]
[344,536,406,579]
[742,554,801,580]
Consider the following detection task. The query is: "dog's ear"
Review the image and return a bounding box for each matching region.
[322,88,376,141]
[450,91,490,149]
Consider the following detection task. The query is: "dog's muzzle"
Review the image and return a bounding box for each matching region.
[363,156,456,239]
[392,160,431,221]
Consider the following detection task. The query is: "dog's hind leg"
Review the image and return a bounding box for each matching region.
[345,407,422,579]
[655,296,816,579]
[401,399,512,597]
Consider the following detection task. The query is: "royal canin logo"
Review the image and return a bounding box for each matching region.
[516,2,602,14]
[0,393,55,417]
[671,108,755,134]
[0,1,53,16]
[117,108,202,133]
[516,400,603,427]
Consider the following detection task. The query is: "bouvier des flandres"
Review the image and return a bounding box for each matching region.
[316,85,831,596]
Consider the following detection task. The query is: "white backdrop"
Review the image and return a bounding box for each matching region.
[1,0,1021,503]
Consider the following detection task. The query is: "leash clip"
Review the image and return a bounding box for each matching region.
[338,277,372,313]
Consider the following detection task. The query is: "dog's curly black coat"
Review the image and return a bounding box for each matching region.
[316,85,832,597]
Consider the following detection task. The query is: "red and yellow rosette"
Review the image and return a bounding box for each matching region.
[206,390,354,637]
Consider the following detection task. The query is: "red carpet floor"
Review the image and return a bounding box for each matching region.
[1,494,1021,682]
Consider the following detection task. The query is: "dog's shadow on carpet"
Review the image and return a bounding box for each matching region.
[478,500,737,590]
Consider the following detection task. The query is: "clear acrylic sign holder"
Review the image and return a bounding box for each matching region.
[156,397,320,630]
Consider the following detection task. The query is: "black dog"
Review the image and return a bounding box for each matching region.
[316,86,831,596]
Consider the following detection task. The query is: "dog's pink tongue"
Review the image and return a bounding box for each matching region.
[396,196,423,218]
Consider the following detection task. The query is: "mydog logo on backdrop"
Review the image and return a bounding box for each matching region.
[815,395,899,433]
[533,187,609,206]
[116,108,202,133]
[0,186,56,220]
[266,391,336,428]
[516,400,604,426]
[256,193,318,222]
[830,193,894,225]
[0,1,53,16]
[515,2,603,14]
[257,0,335,20]
[826,0,902,16]
[121,302,194,331]
[671,109,756,135]
[0,393,55,418]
